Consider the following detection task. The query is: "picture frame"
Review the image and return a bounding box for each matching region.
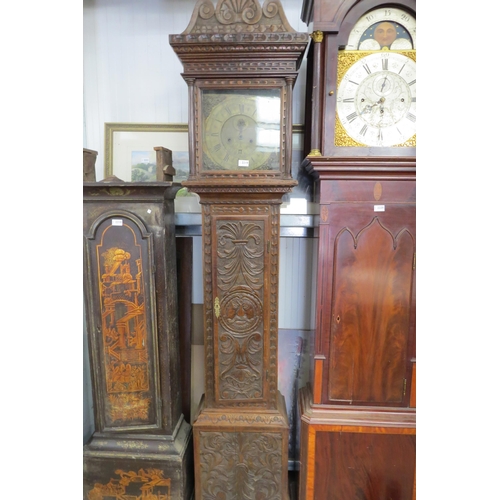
[104,123,189,182]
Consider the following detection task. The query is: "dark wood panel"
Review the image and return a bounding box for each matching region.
[314,431,416,500]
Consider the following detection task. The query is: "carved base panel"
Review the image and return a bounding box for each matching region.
[83,419,193,500]
[298,385,416,500]
[193,394,290,500]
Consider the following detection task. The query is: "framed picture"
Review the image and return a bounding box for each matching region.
[104,123,189,182]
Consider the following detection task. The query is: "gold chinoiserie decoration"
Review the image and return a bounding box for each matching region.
[88,469,172,500]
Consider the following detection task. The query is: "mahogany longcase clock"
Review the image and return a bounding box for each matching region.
[83,179,193,500]
[298,0,416,499]
[170,1,308,498]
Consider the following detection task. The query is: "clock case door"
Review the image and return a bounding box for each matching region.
[302,0,416,158]
[315,172,416,407]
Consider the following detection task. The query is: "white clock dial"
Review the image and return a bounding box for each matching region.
[336,51,416,147]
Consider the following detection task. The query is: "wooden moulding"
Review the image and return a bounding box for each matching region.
[300,384,416,429]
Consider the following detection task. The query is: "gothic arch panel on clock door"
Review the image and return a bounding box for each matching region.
[328,216,415,405]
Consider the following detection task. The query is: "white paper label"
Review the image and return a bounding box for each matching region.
[374,205,385,212]
[238,159,250,167]
[112,219,123,226]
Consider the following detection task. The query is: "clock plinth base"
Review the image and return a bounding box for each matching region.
[193,394,290,500]
[83,417,193,500]
[298,385,416,500]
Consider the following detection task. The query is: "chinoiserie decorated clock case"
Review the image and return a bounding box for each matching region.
[298,1,416,499]
[170,0,308,498]
[83,179,193,500]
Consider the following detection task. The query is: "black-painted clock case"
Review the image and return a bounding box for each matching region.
[83,180,193,500]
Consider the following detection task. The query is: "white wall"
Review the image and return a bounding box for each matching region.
[83,0,309,181]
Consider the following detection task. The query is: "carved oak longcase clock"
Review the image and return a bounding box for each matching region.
[170,1,308,498]
[83,179,193,500]
[298,0,416,499]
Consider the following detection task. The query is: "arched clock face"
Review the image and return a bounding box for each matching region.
[336,51,416,148]
[202,89,281,171]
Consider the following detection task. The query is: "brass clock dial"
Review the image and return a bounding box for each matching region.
[202,89,281,171]
[336,50,416,148]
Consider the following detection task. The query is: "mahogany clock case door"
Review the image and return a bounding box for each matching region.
[315,175,416,408]
[326,201,415,406]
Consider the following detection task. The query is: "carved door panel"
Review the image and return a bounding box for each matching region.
[327,206,416,406]
[211,212,271,408]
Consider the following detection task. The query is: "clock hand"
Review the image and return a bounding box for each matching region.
[380,76,388,92]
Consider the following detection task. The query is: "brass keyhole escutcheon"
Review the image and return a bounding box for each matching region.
[214,297,220,319]
[336,315,341,323]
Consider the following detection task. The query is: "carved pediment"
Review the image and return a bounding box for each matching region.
[179,0,307,39]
